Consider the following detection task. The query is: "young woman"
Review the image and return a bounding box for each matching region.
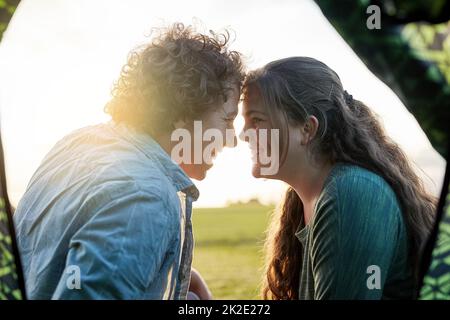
[240,57,436,300]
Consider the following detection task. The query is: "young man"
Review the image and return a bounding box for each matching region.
[13,23,245,299]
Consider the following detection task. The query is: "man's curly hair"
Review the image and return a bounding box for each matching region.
[105,23,245,134]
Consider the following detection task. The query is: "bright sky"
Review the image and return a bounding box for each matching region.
[0,0,446,208]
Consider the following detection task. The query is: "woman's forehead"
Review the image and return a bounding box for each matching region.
[243,90,266,113]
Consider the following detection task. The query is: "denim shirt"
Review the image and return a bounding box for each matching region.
[13,121,199,299]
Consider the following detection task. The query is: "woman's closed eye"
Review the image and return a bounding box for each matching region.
[251,117,264,126]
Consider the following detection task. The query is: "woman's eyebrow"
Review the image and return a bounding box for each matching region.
[243,109,266,117]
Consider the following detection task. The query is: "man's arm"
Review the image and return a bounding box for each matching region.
[52,190,174,299]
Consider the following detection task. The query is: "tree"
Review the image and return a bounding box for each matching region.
[0,0,23,301]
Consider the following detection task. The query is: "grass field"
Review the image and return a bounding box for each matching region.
[192,203,274,300]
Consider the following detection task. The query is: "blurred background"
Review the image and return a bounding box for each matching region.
[0,0,446,298]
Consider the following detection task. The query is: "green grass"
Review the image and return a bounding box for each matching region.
[192,203,274,300]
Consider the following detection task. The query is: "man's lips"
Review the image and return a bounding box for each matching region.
[204,148,220,168]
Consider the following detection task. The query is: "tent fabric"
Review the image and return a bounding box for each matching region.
[0,136,24,300]
[0,0,20,42]
[0,189,23,299]
[420,179,450,299]
[315,0,450,156]
[0,0,449,300]
[314,0,450,300]
[0,0,24,300]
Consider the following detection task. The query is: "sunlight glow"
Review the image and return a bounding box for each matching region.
[0,0,445,207]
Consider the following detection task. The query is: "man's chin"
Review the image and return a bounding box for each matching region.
[189,165,211,181]
[193,171,207,181]
[251,164,262,178]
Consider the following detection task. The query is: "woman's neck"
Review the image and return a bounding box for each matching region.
[286,160,333,225]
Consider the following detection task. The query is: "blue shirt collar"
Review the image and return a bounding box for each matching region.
[109,121,199,201]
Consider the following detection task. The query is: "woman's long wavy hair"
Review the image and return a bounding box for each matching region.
[243,57,437,300]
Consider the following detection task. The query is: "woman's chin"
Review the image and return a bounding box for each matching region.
[252,164,279,180]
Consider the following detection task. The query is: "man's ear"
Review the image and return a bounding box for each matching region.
[300,115,319,145]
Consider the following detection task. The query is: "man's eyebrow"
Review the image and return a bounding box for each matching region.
[224,109,238,118]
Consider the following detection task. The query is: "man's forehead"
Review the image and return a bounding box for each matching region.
[223,100,238,113]
[222,88,240,114]
[227,85,240,101]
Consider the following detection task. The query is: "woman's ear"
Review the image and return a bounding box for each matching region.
[300,116,319,145]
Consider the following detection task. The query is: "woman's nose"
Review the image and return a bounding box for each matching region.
[239,128,249,143]
[226,131,238,148]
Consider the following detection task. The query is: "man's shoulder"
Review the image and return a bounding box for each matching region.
[24,122,182,217]
[82,158,181,217]
[47,122,176,189]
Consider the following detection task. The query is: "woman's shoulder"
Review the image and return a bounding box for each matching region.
[317,162,402,222]
[312,162,405,245]
[326,163,397,200]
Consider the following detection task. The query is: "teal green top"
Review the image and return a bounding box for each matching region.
[296,163,413,299]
